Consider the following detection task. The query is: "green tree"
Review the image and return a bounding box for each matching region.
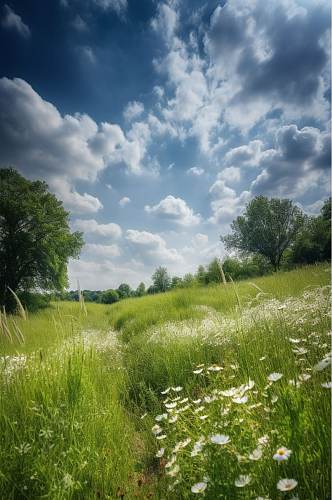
[182,273,196,287]
[196,265,207,285]
[171,276,182,288]
[222,196,304,271]
[0,168,83,312]
[116,283,132,299]
[135,282,146,297]
[151,266,170,293]
[100,289,119,304]
[206,258,226,284]
[291,198,331,264]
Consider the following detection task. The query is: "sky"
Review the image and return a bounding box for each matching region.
[0,0,330,290]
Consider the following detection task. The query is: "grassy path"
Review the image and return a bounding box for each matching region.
[0,264,330,499]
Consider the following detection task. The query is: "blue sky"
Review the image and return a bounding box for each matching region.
[0,0,330,290]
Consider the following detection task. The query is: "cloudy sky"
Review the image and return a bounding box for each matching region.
[0,0,330,290]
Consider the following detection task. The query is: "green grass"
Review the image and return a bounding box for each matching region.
[0,263,330,499]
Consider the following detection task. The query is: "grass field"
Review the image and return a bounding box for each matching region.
[0,264,330,499]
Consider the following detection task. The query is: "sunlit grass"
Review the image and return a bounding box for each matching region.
[0,263,330,498]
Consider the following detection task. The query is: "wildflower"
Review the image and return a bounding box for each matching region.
[156,434,167,440]
[292,347,308,355]
[268,372,283,382]
[321,381,332,388]
[233,395,248,404]
[140,413,147,419]
[191,438,205,457]
[199,415,208,420]
[259,356,266,361]
[165,402,177,409]
[172,386,183,392]
[156,448,165,458]
[288,338,301,344]
[193,398,202,404]
[179,397,189,404]
[210,434,230,445]
[298,373,311,382]
[194,406,205,414]
[314,355,331,371]
[258,435,269,446]
[220,388,237,397]
[166,464,180,477]
[207,365,223,372]
[277,478,298,491]
[169,415,178,423]
[249,447,263,460]
[191,482,207,494]
[193,368,203,374]
[288,379,301,388]
[235,475,252,487]
[155,413,168,421]
[271,395,278,404]
[152,424,162,435]
[273,447,292,462]
[161,387,170,395]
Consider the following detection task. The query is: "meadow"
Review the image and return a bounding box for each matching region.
[0,264,330,499]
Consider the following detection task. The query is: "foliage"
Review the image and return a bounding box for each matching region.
[222,196,304,270]
[0,168,84,312]
[117,283,132,299]
[100,289,119,304]
[222,255,272,280]
[135,282,146,297]
[291,198,331,264]
[151,266,171,293]
[206,258,225,283]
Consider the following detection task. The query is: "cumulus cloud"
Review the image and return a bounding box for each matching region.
[119,196,131,207]
[1,4,30,38]
[151,2,178,44]
[187,167,204,176]
[93,0,127,15]
[0,77,152,212]
[73,219,122,238]
[84,243,121,258]
[192,233,209,248]
[250,124,331,198]
[209,179,251,225]
[145,195,201,226]
[218,167,241,184]
[72,15,88,32]
[123,101,144,122]
[126,229,182,264]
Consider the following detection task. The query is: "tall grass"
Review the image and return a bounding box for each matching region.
[0,263,330,498]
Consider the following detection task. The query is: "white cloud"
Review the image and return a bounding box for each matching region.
[1,4,30,38]
[192,233,209,248]
[84,243,121,258]
[119,196,131,207]
[145,195,201,226]
[218,167,241,183]
[151,3,178,44]
[209,180,251,225]
[0,78,153,212]
[123,101,144,122]
[93,0,127,15]
[187,166,204,176]
[80,46,96,64]
[73,219,122,238]
[126,229,182,263]
[72,15,88,32]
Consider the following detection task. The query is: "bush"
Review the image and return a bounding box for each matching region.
[100,289,119,304]
[17,291,52,312]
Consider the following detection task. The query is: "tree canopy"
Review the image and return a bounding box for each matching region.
[0,168,84,311]
[222,196,304,270]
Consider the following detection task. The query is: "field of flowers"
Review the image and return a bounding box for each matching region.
[0,264,330,499]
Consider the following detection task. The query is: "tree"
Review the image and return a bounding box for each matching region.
[222,196,304,271]
[135,282,146,297]
[196,265,207,285]
[100,289,119,304]
[0,168,84,312]
[171,276,182,288]
[117,283,132,299]
[151,266,171,293]
[206,258,226,284]
[291,198,331,264]
[182,273,196,287]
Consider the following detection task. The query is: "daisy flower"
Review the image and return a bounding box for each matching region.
[191,482,207,494]
[155,448,165,458]
[273,447,292,462]
[268,372,283,382]
[249,447,263,460]
[235,475,252,487]
[277,478,298,491]
[210,434,230,445]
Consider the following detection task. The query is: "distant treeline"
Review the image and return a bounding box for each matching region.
[59,197,330,303]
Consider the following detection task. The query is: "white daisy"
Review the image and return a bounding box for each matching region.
[155,413,168,421]
[321,381,332,388]
[273,447,292,462]
[193,368,204,374]
[155,448,165,458]
[249,447,263,460]
[191,482,207,494]
[277,478,298,491]
[233,396,248,404]
[152,424,162,435]
[268,372,283,382]
[235,475,252,487]
[210,434,230,445]
[172,386,183,392]
[161,387,170,395]
[166,464,180,477]
[314,356,331,371]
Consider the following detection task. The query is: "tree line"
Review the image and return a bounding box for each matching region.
[0,168,330,311]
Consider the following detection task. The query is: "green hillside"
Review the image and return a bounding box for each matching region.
[0,264,330,499]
